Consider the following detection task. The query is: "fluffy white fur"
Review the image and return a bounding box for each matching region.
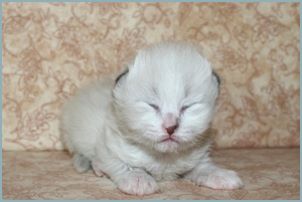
[60,42,243,195]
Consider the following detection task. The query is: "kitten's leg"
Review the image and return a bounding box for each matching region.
[184,158,243,190]
[73,153,91,173]
[92,158,159,195]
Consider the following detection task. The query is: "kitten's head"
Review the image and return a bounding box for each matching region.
[113,42,220,153]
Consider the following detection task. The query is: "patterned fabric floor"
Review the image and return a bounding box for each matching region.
[3,148,299,200]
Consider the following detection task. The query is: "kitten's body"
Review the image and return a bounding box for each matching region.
[60,42,243,195]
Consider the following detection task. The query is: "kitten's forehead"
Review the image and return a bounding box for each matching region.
[136,43,211,86]
[138,43,210,76]
[125,42,214,107]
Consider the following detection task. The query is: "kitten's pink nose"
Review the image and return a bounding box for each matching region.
[165,124,178,136]
[163,113,179,135]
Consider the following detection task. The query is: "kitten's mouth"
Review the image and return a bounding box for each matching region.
[160,136,179,143]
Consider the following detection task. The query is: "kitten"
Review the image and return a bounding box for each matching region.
[60,42,243,195]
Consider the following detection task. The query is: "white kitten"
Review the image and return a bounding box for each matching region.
[60,42,243,195]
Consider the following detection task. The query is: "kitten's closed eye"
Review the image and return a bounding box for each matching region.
[181,102,202,113]
[147,103,160,111]
[146,102,203,114]
[181,105,190,113]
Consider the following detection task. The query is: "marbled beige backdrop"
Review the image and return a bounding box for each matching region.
[3,2,300,150]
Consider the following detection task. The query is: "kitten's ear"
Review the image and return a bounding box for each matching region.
[212,70,221,87]
[115,49,144,85]
[127,50,147,79]
[114,51,143,86]
[115,68,129,85]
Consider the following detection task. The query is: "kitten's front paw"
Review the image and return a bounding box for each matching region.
[193,169,243,190]
[116,170,159,195]
[91,160,105,177]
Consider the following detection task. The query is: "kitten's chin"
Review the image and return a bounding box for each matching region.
[154,140,180,153]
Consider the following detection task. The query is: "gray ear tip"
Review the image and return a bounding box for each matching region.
[212,71,221,86]
[115,68,129,84]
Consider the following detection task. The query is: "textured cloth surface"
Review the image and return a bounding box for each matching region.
[3,148,299,199]
[3,3,300,150]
